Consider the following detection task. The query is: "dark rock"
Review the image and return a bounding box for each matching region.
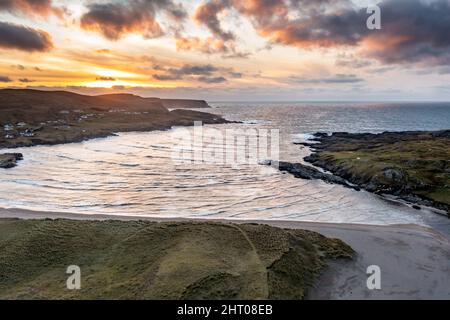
[0,153,23,169]
[265,160,360,191]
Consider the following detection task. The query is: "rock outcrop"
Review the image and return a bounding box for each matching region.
[0,153,23,169]
[301,131,450,215]
[265,160,360,191]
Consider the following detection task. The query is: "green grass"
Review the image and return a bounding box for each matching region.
[315,136,450,206]
[0,219,353,300]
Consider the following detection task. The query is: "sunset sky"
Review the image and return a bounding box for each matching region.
[1,0,450,101]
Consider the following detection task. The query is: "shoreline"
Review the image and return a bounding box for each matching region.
[1,207,449,299]
[295,131,450,215]
[1,207,448,241]
[0,206,443,232]
[0,89,231,165]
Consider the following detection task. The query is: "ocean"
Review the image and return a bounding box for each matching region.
[1,102,450,232]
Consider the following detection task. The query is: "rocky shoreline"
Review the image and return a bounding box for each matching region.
[291,131,450,216]
[265,160,361,191]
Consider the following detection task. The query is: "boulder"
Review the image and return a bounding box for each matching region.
[0,153,23,169]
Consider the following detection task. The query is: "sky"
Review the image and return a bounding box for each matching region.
[0,0,450,101]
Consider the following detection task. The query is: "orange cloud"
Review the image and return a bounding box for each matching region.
[80,1,186,41]
[176,36,249,58]
[0,0,65,19]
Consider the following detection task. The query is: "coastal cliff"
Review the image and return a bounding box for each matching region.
[161,99,210,109]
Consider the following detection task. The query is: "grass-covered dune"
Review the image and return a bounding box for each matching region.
[304,131,450,213]
[0,219,353,300]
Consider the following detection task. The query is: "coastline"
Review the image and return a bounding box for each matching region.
[293,131,450,215]
[0,90,231,164]
[1,207,449,299]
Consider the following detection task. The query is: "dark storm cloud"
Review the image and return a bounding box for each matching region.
[192,0,450,66]
[360,0,450,66]
[0,21,53,52]
[80,0,187,40]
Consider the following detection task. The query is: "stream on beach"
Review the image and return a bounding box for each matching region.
[1,102,450,236]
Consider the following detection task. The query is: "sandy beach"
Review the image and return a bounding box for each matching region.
[1,207,449,300]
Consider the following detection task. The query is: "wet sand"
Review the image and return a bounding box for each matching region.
[1,207,449,300]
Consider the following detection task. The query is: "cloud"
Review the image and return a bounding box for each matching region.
[290,74,364,84]
[96,76,116,81]
[335,60,372,69]
[359,0,450,66]
[335,54,372,69]
[0,75,12,82]
[12,64,26,70]
[152,63,240,83]
[80,0,187,41]
[174,64,218,75]
[192,0,450,67]
[96,48,111,54]
[179,0,251,57]
[153,63,218,81]
[229,72,242,78]
[194,0,234,41]
[0,21,53,52]
[153,74,181,81]
[19,78,35,83]
[176,36,228,54]
[0,0,65,19]
[197,76,227,83]
[175,36,250,58]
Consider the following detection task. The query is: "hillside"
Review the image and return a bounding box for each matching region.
[0,89,226,151]
[0,219,353,299]
[303,131,450,214]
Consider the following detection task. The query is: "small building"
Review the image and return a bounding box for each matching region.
[5,134,15,139]
[17,122,27,127]
[21,129,35,137]
[4,124,14,131]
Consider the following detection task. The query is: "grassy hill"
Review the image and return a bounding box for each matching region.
[0,219,353,299]
[304,131,450,213]
[0,89,225,149]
